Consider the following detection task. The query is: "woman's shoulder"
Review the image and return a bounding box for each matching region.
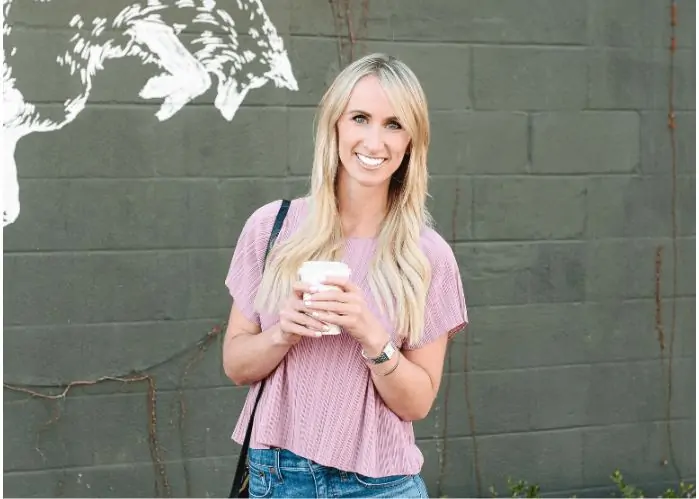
[245,199,285,227]
[419,226,457,265]
[243,197,309,233]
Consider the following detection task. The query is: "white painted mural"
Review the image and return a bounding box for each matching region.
[2,0,298,227]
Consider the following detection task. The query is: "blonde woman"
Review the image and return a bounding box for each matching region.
[223,53,467,498]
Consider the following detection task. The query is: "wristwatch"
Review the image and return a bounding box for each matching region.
[361,341,396,365]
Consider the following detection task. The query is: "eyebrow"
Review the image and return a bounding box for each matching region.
[347,109,400,122]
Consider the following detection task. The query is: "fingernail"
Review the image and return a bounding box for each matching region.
[315,331,323,337]
[323,325,330,332]
[304,300,312,306]
[311,312,319,318]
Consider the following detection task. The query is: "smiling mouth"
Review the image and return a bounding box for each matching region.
[355,153,386,169]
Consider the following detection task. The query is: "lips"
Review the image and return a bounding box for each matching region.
[355,152,385,169]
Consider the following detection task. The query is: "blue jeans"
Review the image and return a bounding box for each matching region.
[247,448,429,498]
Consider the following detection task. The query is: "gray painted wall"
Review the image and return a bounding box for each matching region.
[3,0,695,497]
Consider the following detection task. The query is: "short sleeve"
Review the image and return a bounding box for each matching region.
[403,235,468,350]
[224,200,283,324]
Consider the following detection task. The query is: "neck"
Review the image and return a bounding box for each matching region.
[336,174,389,239]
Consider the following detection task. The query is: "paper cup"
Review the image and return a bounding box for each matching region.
[298,261,351,335]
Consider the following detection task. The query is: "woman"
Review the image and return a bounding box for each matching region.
[223,53,468,498]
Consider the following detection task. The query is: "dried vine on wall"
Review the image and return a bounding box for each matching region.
[446,183,483,498]
[328,0,370,66]
[656,0,681,481]
[4,324,226,497]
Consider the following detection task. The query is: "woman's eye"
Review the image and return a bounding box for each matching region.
[352,115,368,124]
[387,121,402,130]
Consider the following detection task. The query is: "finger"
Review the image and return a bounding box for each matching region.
[292,281,314,298]
[280,319,324,338]
[304,300,351,315]
[280,304,324,331]
[309,310,347,327]
[320,275,356,291]
[304,290,350,303]
[285,297,309,314]
[291,309,330,332]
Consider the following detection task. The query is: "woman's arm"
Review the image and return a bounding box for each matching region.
[222,304,294,386]
[361,332,450,421]
[223,281,330,385]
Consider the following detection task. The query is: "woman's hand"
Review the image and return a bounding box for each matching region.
[302,276,390,355]
[274,282,330,346]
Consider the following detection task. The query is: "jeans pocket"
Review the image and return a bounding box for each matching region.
[248,462,273,498]
[352,472,411,488]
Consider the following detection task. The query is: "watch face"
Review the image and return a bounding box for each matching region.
[373,342,396,364]
[362,341,397,364]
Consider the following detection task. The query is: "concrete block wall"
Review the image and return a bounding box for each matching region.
[3,0,695,497]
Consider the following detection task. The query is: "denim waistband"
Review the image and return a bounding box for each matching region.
[247,447,428,498]
[249,447,321,472]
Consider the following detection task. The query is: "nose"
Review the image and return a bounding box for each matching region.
[363,124,384,153]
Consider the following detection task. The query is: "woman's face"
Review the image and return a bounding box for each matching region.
[336,75,411,190]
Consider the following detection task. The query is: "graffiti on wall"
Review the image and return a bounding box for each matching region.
[2,0,298,227]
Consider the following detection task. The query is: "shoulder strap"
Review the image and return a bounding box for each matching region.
[263,199,291,268]
[231,199,290,497]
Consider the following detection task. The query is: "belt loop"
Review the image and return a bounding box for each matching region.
[273,447,284,483]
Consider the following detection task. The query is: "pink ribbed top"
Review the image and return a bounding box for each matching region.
[225,198,468,478]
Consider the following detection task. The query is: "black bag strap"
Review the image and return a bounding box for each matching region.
[230,199,290,497]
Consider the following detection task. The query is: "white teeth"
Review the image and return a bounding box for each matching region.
[356,153,385,168]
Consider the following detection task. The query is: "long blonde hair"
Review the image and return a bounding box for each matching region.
[255,53,433,344]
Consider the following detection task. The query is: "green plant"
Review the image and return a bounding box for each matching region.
[489,477,541,498]
[611,470,646,498]
[486,470,695,499]
[610,469,696,499]
[661,481,696,498]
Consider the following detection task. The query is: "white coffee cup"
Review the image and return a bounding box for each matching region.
[298,260,352,335]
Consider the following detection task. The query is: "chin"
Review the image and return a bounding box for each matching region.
[345,165,393,188]
[355,175,391,188]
